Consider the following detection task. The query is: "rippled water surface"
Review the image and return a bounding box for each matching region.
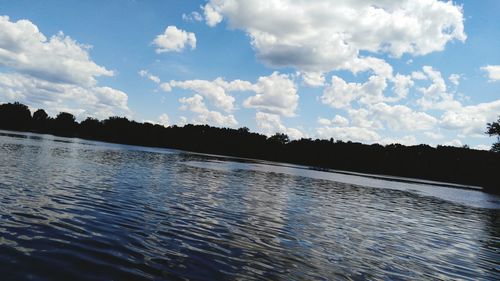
[0,131,499,280]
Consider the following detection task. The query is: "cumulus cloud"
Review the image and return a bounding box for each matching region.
[179,94,238,127]
[322,65,500,140]
[316,126,381,143]
[255,112,304,139]
[347,107,383,130]
[424,131,444,140]
[411,71,427,80]
[159,72,298,117]
[0,16,113,87]
[448,73,461,86]
[416,66,461,110]
[138,69,160,84]
[321,74,390,109]
[320,57,415,109]
[243,72,298,117]
[169,77,254,112]
[0,16,130,119]
[474,144,490,151]
[317,115,349,127]
[345,103,437,132]
[153,26,196,53]
[182,11,202,22]
[439,100,500,136]
[203,4,223,27]
[0,72,129,119]
[481,65,500,82]
[380,135,417,146]
[443,139,463,147]
[391,74,414,101]
[201,0,465,75]
[160,82,172,92]
[158,113,170,127]
[300,71,326,87]
[144,113,170,127]
[370,103,437,131]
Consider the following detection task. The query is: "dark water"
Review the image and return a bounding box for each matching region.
[0,131,499,280]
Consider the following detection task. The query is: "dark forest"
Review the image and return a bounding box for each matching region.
[1,102,499,194]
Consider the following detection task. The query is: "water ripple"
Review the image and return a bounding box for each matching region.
[0,131,499,280]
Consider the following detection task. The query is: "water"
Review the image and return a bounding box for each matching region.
[0,130,499,280]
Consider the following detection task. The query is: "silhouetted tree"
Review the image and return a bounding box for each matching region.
[1,101,499,194]
[54,112,77,136]
[238,127,250,134]
[0,102,32,130]
[268,133,290,145]
[33,109,48,121]
[32,109,49,131]
[79,117,101,138]
[486,116,500,152]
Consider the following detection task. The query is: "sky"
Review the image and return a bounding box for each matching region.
[0,0,499,149]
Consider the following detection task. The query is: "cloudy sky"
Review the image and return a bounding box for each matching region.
[1,0,499,149]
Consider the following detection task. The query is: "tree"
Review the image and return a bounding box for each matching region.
[268,133,290,145]
[486,116,500,152]
[54,112,77,135]
[0,102,32,130]
[32,109,50,131]
[33,109,48,122]
[80,117,101,138]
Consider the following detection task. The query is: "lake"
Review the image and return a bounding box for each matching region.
[0,130,499,280]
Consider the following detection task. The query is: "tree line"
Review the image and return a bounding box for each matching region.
[1,101,499,194]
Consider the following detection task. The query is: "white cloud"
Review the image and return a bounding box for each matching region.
[439,100,500,136]
[416,66,461,110]
[317,115,349,127]
[179,94,238,127]
[316,126,381,144]
[320,76,359,109]
[321,74,389,109]
[138,69,160,84]
[424,131,444,140]
[317,117,332,126]
[347,107,383,129]
[300,71,325,87]
[144,113,170,127]
[0,16,130,119]
[202,0,465,75]
[474,144,490,151]
[370,103,437,131]
[443,139,463,147]
[0,16,113,87]
[149,72,298,119]
[178,116,188,126]
[448,73,461,86]
[316,123,420,145]
[169,77,254,112]
[203,4,223,27]
[344,103,436,132]
[411,71,427,80]
[255,112,304,139]
[160,82,172,92]
[153,26,196,53]
[0,72,129,119]
[320,57,413,109]
[391,74,414,101]
[182,11,202,22]
[380,135,417,146]
[481,65,500,82]
[243,72,298,117]
[158,113,170,127]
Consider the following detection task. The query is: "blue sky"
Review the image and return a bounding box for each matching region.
[0,0,499,149]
